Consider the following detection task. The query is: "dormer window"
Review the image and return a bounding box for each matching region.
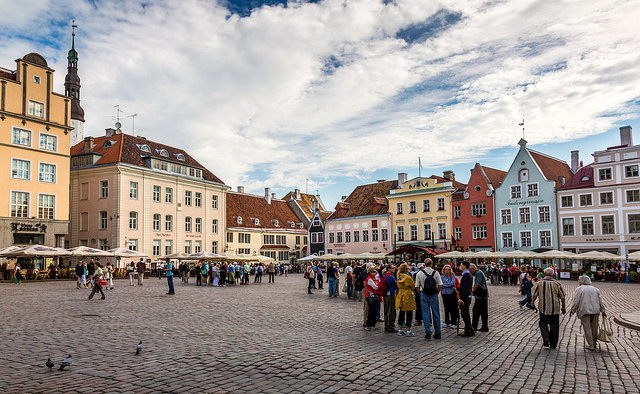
[237,216,243,224]
[253,218,260,225]
[102,140,115,148]
[157,149,169,158]
[273,220,279,227]
[290,221,295,228]
[581,176,590,182]
[138,144,151,153]
[299,223,304,229]
[175,153,185,161]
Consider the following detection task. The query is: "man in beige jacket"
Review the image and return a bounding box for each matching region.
[570,275,607,350]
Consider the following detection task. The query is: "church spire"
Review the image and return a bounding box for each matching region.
[65,19,85,146]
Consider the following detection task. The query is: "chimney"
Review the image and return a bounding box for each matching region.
[105,128,114,137]
[621,126,633,147]
[237,186,244,193]
[570,150,580,173]
[312,199,319,211]
[341,195,347,202]
[294,188,301,200]
[443,170,455,181]
[271,193,276,200]
[265,188,271,204]
[83,136,94,153]
[398,172,407,186]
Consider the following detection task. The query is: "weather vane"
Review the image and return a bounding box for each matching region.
[72,19,77,36]
[519,119,525,139]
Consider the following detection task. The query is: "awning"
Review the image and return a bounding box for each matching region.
[387,246,448,256]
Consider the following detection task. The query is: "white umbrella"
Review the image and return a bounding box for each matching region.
[317,253,339,261]
[221,252,245,261]
[67,246,115,257]
[0,246,25,257]
[18,245,71,257]
[107,248,148,258]
[577,251,625,261]
[466,251,497,259]
[255,254,275,263]
[357,252,388,260]
[436,251,466,259]
[627,251,640,261]
[183,251,225,260]
[298,254,318,261]
[498,250,538,259]
[162,251,191,260]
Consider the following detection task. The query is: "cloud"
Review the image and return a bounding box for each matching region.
[1,0,639,203]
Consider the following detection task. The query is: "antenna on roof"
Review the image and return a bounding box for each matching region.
[114,105,124,124]
[306,178,309,194]
[127,113,138,133]
[519,119,525,139]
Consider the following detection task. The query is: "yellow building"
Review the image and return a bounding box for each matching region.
[387,172,465,250]
[0,53,72,253]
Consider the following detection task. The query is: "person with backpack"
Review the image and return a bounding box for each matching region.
[415,258,442,340]
[381,264,398,333]
[519,271,536,310]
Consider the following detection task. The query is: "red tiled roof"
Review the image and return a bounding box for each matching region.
[529,150,573,189]
[0,68,16,80]
[282,191,324,219]
[557,164,594,190]
[428,175,467,191]
[328,180,398,220]
[70,133,224,184]
[480,165,507,187]
[226,192,306,231]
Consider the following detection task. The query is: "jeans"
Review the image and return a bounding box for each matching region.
[167,275,175,294]
[346,281,353,299]
[519,290,535,309]
[328,277,337,296]
[307,278,314,293]
[442,293,459,325]
[420,293,441,335]
[317,274,323,289]
[539,313,560,348]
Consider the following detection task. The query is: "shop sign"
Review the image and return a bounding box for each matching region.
[11,222,47,233]
[505,198,544,207]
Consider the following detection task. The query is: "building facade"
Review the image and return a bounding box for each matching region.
[68,128,228,263]
[325,179,397,255]
[1,53,72,250]
[558,126,640,256]
[282,189,332,256]
[494,139,572,252]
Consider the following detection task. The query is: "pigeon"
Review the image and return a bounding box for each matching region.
[59,354,72,370]
[136,341,143,355]
[46,358,54,370]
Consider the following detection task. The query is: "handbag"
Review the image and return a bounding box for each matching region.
[367,291,381,303]
[303,272,309,279]
[597,317,613,343]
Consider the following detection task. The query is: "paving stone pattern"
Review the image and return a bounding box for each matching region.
[0,276,639,393]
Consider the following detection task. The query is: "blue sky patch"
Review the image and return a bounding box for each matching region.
[395,9,463,44]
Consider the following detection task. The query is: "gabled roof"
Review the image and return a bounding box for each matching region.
[480,165,507,188]
[528,149,573,188]
[281,191,327,220]
[70,133,224,184]
[557,164,594,190]
[428,175,467,191]
[226,192,305,231]
[328,180,398,220]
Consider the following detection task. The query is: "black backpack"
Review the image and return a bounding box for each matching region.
[422,270,438,295]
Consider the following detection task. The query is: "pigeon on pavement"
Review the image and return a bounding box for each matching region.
[136,341,143,355]
[46,358,54,370]
[59,354,72,370]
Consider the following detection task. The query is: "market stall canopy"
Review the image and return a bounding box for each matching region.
[317,253,338,261]
[221,252,245,261]
[357,252,388,260]
[387,245,448,256]
[298,254,318,261]
[0,246,25,257]
[577,251,625,261]
[496,250,539,259]
[183,251,225,260]
[162,251,191,260]
[436,251,466,259]
[465,250,497,259]
[536,250,579,259]
[336,253,358,260]
[254,254,275,262]
[18,245,71,257]
[627,251,640,261]
[107,248,148,258]
[67,246,115,257]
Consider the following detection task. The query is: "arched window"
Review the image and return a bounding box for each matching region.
[138,144,151,153]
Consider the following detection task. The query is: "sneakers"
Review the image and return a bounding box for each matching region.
[520,304,524,309]
[364,327,372,331]
[450,324,457,329]
[397,330,405,336]
[406,331,415,337]
[433,333,442,339]
[424,333,431,339]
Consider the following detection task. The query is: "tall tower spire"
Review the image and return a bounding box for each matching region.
[65,20,85,146]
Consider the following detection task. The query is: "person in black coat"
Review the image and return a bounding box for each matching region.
[457,261,474,336]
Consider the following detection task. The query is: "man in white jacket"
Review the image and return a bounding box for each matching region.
[570,275,607,350]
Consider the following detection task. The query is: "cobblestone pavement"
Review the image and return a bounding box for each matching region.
[1,275,639,393]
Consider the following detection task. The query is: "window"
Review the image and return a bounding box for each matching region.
[381,229,388,242]
[519,169,529,182]
[627,190,640,203]
[152,214,161,231]
[437,198,445,211]
[80,212,88,231]
[128,239,138,251]
[600,192,614,205]
[579,194,593,207]
[80,240,88,246]
[353,231,360,242]
[317,233,323,243]
[455,227,462,240]
[129,182,138,199]
[511,185,521,199]
[438,223,447,239]
[602,215,615,235]
[598,168,612,181]
[561,196,573,208]
[454,206,461,218]
[519,207,531,223]
[264,234,275,244]
[329,232,335,243]
[184,240,192,254]
[129,212,138,230]
[502,232,513,248]
[39,134,57,151]
[562,218,574,236]
[185,217,192,232]
[176,153,185,161]
[195,241,201,253]
[423,199,430,212]
[153,185,161,202]
[362,230,369,242]
[195,217,202,233]
[396,226,405,241]
[345,231,351,243]
[472,226,487,240]
[372,220,378,228]
[99,239,108,251]
[11,159,30,180]
[139,144,151,153]
[158,149,169,158]
[153,240,161,256]
[396,202,403,214]
[211,241,218,253]
[211,195,218,209]
[165,240,173,256]
[423,224,432,240]
[80,182,89,200]
[28,100,44,118]
[581,217,594,235]
[37,194,55,219]
[212,219,218,234]
[99,211,108,230]
[278,251,289,261]
[520,231,532,248]
[311,233,318,243]
[336,232,343,243]
[239,233,251,243]
[12,128,31,146]
[33,75,41,84]
[165,187,173,203]
[165,215,173,232]
[629,214,640,233]
[539,230,552,247]
[227,232,234,243]
[538,206,550,223]
[11,191,29,218]
[38,163,56,183]
[471,203,486,216]
[371,229,379,242]
[410,225,418,241]
[501,209,512,225]
[100,181,109,198]
[527,183,538,198]
[185,191,192,206]
[409,201,416,213]
[195,192,202,207]
[625,165,639,178]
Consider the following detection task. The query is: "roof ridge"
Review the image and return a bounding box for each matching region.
[527,148,568,164]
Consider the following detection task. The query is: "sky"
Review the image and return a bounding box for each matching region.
[2,0,640,210]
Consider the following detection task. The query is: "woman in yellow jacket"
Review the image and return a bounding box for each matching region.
[395,263,417,337]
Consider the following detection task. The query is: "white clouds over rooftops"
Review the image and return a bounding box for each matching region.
[1,0,639,197]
